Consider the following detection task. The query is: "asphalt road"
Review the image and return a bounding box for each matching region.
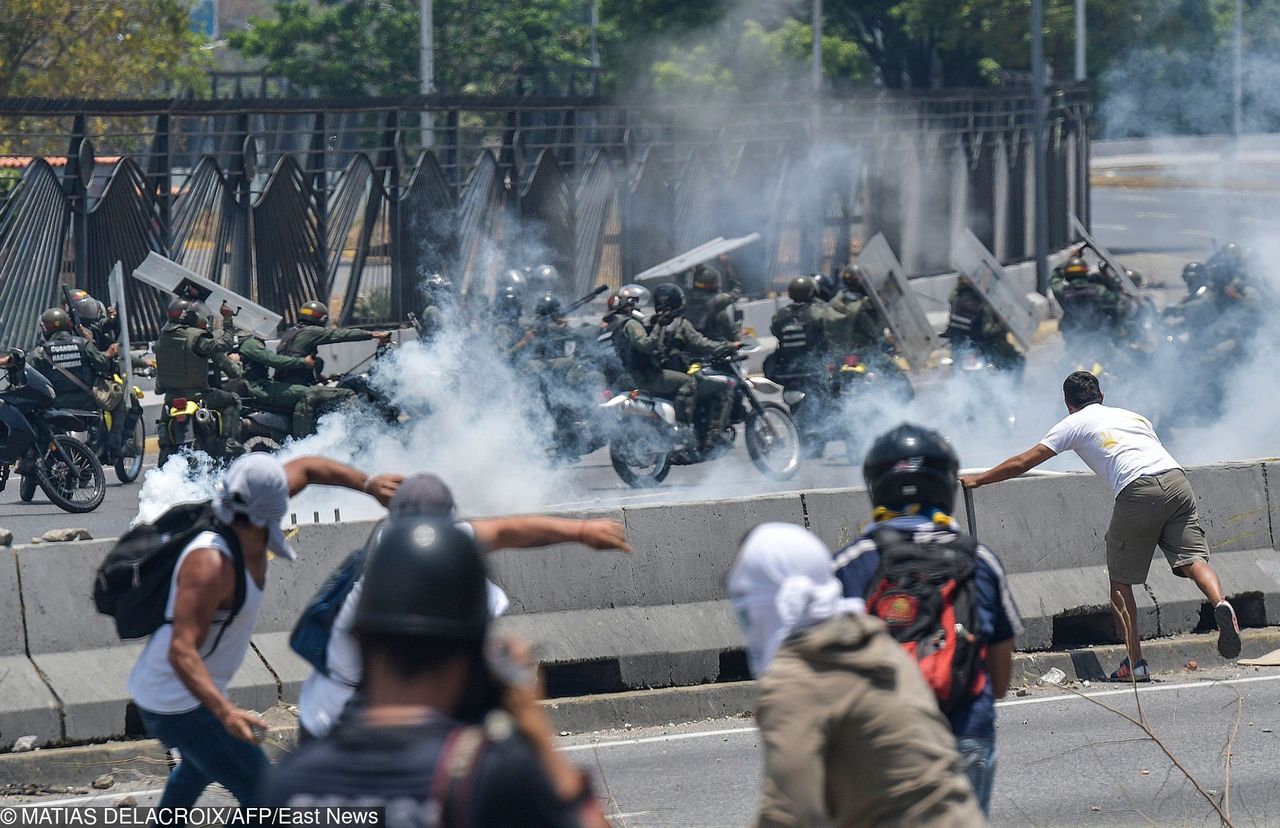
[9,667,1280,827]
[1090,184,1280,255]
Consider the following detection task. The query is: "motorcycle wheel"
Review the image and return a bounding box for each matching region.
[114,419,146,484]
[609,419,672,488]
[34,436,106,513]
[745,402,801,481]
[243,436,282,454]
[19,474,37,502]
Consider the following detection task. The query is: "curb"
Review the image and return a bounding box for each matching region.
[4,629,1276,792]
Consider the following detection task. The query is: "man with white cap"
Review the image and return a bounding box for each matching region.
[127,453,401,809]
[728,522,982,827]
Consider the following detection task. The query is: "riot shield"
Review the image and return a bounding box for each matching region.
[634,233,761,286]
[949,229,1039,353]
[133,252,282,338]
[1070,214,1141,298]
[107,261,131,377]
[854,233,941,370]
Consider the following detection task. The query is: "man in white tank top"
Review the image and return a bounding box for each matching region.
[961,371,1240,682]
[128,453,401,808]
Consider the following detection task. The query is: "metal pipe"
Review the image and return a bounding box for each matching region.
[420,0,435,148]
[1074,0,1086,81]
[812,0,824,94]
[1233,0,1244,141]
[1032,0,1050,296]
[590,0,600,69]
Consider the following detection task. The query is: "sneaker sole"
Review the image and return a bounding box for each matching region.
[1215,604,1242,659]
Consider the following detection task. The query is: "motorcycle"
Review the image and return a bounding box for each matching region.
[782,352,914,459]
[72,374,148,484]
[240,400,293,453]
[0,350,106,513]
[156,395,232,466]
[602,342,801,488]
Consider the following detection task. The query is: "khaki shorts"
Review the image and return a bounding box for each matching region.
[1106,468,1210,585]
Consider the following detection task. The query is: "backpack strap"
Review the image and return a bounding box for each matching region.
[430,725,490,828]
[174,522,247,660]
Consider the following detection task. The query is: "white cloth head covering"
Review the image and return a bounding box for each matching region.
[726,522,865,677]
[212,454,296,560]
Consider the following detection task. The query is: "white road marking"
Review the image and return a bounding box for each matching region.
[562,725,759,753]
[998,671,1280,707]
[1093,224,1128,231]
[1135,211,1177,219]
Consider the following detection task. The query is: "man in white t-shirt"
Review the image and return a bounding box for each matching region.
[296,472,631,740]
[960,371,1239,682]
[129,454,401,808]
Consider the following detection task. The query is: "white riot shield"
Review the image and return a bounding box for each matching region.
[1070,214,1141,298]
[107,261,131,377]
[949,229,1039,353]
[855,233,941,370]
[634,233,762,285]
[133,252,282,338]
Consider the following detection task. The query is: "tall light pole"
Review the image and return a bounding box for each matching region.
[1074,0,1086,81]
[420,0,435,147]
[1032,0,1049,296]
[1233,0,1244,141]
[812,0,823,94]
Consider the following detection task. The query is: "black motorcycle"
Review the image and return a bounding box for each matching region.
[0,350,106,513]
[602,342,801,488]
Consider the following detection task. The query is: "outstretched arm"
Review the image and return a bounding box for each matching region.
[960,443,1056,489]
[470,516,629,554]
[282,456,402,505]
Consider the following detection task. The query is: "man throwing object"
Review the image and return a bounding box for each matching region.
[960,371,1240,681]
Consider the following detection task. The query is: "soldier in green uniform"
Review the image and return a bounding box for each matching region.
[608,283,699,445]
[1051,256,1133,360]
[652,283,738,452]
[29,308,130,457]
[415,273,453,344]
[274,301,387,433]
[237,333,329,439]
[943,282,1024,375]
[684,263,742,341]
[153,298,243,457]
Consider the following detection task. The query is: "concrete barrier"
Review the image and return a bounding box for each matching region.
[3,459,1279,749]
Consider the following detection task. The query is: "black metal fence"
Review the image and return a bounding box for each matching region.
[0,85,1091,348]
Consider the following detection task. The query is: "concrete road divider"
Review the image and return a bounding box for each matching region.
[2,461,1278,750]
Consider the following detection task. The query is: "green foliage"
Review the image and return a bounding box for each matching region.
[0,0,210,98]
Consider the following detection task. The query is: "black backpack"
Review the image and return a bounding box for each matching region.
[94,501,246,654]
[289,545,367,677]
[863,527,987,713]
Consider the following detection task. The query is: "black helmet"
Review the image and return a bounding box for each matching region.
[1063,257,1088,280]
[863,423,960,514]
[788,276,816,303]
[166,297,207,328]
[813,272,838,302]
[691,265,722,293]
[653,283,686,314]
[535,294,564,319]
[354,517,489,644]
[298,300,329,326]
[39,308,73,337]
[495,285,523,320]
[609,284,650,313]
[841,264,866,292]
[1181,262,1205,286]
[424,272,452,295]
[498,268,526,295]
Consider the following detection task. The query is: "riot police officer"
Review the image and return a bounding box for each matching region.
[29,308,129,456]
[943,282,1024,374]
[608,284,700,443]
[416,273,453,343]
[154,298,244,457]
[274,301,382,432]
[684,264,742,341]
[768,276,832,455]
[824,266,885,356]
[653,283,738,452]
[237,332,318,439]
[1051,256,1133,360]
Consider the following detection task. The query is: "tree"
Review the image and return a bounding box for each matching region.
[0,0,208,98]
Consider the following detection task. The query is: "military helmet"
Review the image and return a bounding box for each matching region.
[494,285,523,319]
[863,423,960,515]
[653,283,686,314]
[1181,261,1205,287]
[788,276,817,303]
[354,517,489,644]
[1063,257,1088,280]
[498,268,526,295]
[166,297,208,329]
[64,289,104,323]
[841,264,865,292]
[691,265,722,293]
[298,300,329,327]
[39,308,73,338]
[610,284,651,313]
[535,294,564,319]
[532,264,560,289]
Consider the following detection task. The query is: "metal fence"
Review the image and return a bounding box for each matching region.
[0,85,1091,348]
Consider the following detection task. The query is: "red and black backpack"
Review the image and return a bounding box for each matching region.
[863,526,988,713]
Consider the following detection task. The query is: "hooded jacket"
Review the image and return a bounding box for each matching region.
[755,613,984,828]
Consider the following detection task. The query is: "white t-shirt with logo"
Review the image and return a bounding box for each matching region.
[1039,403,1180,496]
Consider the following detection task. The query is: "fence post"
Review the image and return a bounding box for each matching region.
[64,115,89,288]
[148,114,173,252]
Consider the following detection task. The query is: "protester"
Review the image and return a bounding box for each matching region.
[836,424,1020,816]
[262,516,607,827]
[728,522,984,827]
[296,472,630,740]
[126,454,401,808]
[961,371,1240,681]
